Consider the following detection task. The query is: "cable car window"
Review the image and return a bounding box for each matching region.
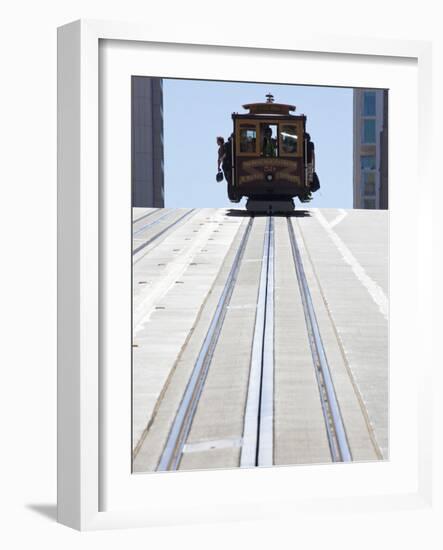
[260,123,278,157]
[280,124,298,155]
[239,125,257,153]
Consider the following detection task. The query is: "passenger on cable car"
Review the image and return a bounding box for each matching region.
[222,134,233,184]
[216,136,225,173]
[261,126,277,157]
[216,135,232,184]
[306,132,315,173]
[299,133,320,203]
[281,128,297,154]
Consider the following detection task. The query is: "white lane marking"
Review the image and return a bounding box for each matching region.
[240,249,267,468]
[133,212,227,334]
[258,219,274,468]
[183,438,242,454]
[315,210,388,320]
[329,208,348,229]
[241,218,274,468]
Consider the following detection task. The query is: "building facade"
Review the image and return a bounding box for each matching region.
[132,77,164,208]
[353,89,388,209]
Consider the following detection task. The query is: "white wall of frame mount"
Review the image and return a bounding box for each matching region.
[56,18,435,531]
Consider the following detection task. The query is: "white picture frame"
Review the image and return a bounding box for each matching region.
[57,19,433,531]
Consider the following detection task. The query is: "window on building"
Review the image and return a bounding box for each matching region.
[363,172,376,195]
[362,119,376,144]
[362,91,376,116]
[361,155,376,170]
[363,198,376,209]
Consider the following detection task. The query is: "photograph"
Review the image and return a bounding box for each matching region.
[131,76,389,473]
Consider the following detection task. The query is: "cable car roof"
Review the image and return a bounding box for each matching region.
[242,94,296,116]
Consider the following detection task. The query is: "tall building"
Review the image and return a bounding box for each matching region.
[353,89,388,209]
[132,77,164,208]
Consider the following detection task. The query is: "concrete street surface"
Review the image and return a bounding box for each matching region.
[131,207,388,472]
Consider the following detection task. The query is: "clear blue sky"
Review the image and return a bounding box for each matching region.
[163,79,353,209]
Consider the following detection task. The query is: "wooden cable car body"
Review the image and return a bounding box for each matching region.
[228,96,311,211]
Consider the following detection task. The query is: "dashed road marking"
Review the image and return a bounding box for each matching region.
[329,208,348,228]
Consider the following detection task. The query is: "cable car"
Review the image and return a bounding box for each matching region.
[225,94,318,212]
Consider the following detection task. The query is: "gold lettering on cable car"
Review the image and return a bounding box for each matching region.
[239,158,299,184]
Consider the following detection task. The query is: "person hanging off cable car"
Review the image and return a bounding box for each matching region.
[299,132,320,202]
[216,136,225,173]
[216,135,233,184]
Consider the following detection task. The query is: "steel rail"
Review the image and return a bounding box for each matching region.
[132,209,196,256]
[157,217,254,471]
[287,217,352,462]
[132,208,160,225]
[240,216,275,468]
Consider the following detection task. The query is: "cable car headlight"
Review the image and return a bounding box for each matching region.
[266,174,273,182]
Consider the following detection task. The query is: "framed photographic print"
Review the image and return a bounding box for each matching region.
[57,19,433,530]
